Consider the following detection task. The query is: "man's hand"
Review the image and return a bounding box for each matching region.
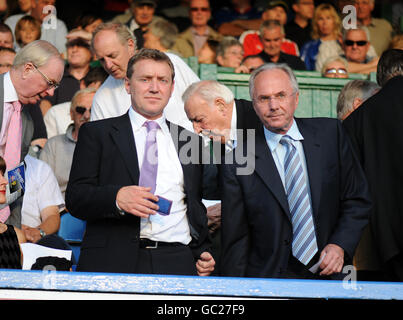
[319,244,344,276]
[21,225,42,243]
[206,203,221,233]
[196,252,215,276]
[116,186,159,218]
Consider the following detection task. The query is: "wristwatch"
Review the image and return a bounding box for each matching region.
[39,229,47,238]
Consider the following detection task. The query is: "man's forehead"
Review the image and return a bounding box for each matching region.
[132,59,172,75]
[255,69,292,89]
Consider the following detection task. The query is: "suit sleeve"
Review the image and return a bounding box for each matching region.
[328,121,372,259]
[220,162,250,277]
[65,123,122,222]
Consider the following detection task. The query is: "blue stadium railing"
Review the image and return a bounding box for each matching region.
[0,269,402,299]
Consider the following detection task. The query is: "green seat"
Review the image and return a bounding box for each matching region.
[184,59,377,119]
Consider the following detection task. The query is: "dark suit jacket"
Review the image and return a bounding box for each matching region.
[65,112,211,273]
[220,117,372,278]
[0,73,34,228]
[202,99,260,200]
[343,76,403,268]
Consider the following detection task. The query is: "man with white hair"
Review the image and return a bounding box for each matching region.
[0,39,64,227]
[90,22,199,131]
[336,79,379,120]
[220,63,371,279]
[40,88,96,200]
[341,27,378,75]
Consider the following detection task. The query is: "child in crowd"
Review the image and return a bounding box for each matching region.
[15,16,41,50]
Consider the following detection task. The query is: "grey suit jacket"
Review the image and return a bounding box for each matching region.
[0,73,34,228]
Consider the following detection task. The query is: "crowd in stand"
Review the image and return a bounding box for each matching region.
[0,0,402,282]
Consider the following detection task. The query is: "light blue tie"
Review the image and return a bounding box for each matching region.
[280,135,318,265]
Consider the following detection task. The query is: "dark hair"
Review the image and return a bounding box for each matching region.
[31,256,72,271]
[0,156,6,175]
[0,22,12,35]
[15,16,41,47]
[376,49,403,87]
[82,66,108,87]
[74,12,102,30]
[126,48,175,80]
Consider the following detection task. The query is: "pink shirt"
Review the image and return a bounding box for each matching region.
[0,72,20,157]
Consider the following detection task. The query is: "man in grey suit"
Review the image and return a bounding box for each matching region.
[0,40,64,227]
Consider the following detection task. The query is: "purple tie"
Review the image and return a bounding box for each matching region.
[138,121,160,194]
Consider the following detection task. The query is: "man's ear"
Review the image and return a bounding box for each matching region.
[127,38,136,57]
[216,55,224,66]
[124,76,131,94]
[21,62,35,79]
[352,97,363,110]
[215,97,227,115]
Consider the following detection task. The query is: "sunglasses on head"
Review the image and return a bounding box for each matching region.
[75,106,91,114]
[344,40,368,46]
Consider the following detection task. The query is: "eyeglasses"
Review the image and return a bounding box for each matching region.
[190,7,210,12]
[344,40,368,46]
[32,63,60,89]
[75,106,91,114]
[325,68,348,75]
[255,92,296,105]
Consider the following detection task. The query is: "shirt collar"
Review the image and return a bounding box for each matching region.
[264,119,303,152]
[128,106,169,134]
[191,27,209,37]
[4,71,19,103]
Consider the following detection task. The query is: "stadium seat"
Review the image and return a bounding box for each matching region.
[58,212,86,262]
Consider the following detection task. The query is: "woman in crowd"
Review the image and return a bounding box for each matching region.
[300,3,342,71]
[0,156,25,269]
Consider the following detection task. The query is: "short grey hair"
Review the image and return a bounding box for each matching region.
[249,63,299,98]
[12,40,62,68]
[148,19,178,50]
[71,87,97,111]
[343,26,370,42]
[259,19,285,38]
[91,22,137,52]
[216,36,242,58]
[182,80,235,105]
[336,80,379,120]
[321,55,348,75]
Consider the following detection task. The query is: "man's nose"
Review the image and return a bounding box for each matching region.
[44,87,56,96]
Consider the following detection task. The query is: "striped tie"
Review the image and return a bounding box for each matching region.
[280,135,318,266]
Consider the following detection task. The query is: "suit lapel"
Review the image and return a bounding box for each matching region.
[253,125,291,219]
[110,113,140,183]
[296,118,322,219]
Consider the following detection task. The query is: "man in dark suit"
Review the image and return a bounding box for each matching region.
[66,49,215,275]
[343,49,403,281]
[182,80,260,274]
[220,63,371,279]
[0,40,64,227]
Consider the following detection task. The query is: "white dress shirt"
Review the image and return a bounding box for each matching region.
[91,53,199,132]
[21,155,65,228]
[128,108,191,245]
[43,101,73,138]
